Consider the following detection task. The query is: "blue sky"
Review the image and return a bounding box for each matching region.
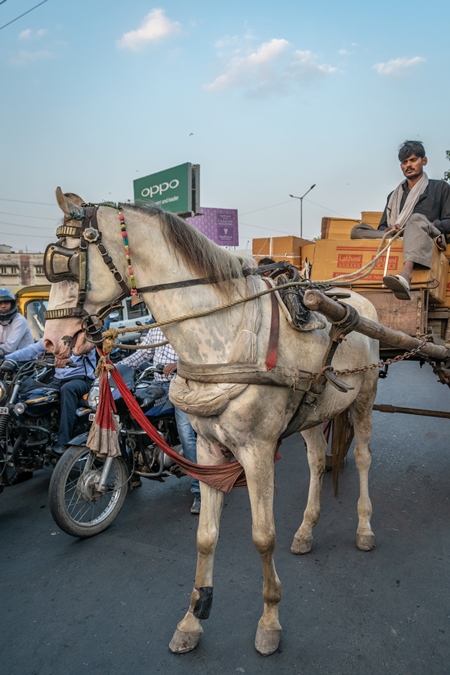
[1,0,449,252]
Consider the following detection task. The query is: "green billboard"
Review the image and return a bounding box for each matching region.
[133,162,200,215]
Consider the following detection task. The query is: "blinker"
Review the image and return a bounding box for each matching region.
[43,243,82,283]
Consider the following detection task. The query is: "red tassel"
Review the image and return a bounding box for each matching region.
[86,366,121,457]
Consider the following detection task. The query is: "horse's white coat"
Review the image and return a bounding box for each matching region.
[44,192,379,656]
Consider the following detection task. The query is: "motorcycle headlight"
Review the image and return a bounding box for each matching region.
[14,402,26,415]
[87,385,100,410]
[0,380,6,403]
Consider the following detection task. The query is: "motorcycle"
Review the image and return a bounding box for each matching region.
[0,359,92,492]
[48,364,183,538]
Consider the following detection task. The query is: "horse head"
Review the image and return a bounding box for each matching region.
[43,188,132,357]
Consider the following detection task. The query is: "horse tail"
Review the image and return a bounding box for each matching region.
[330,410,354,496]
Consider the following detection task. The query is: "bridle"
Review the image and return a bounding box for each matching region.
[44,205,131,343]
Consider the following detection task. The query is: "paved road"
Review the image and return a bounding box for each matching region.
[1,361,449,675]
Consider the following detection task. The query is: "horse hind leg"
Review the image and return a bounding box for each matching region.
[350,369,378,552]
[169,479,224,654]
[291,425,327,555]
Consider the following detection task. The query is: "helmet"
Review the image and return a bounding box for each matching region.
[0,288,18,322]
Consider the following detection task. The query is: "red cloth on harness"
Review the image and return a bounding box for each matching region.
[105,359,280,493]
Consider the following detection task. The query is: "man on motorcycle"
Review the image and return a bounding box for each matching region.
[1,338,96,460]
[0,288,34,357]
[117,327,201,514]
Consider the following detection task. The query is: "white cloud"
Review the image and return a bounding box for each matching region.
[207,39,289,95]
[117,8,181,51]
[10,49,53,67]
[373,56,425,76]
[289,49,337,77]
[18,28,47,40]
[206,38,336,96]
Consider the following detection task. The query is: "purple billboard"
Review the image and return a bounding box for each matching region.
[186,207,239,246]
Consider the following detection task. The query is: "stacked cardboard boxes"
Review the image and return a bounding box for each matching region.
[310,239,448,304]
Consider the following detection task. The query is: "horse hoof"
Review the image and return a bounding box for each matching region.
[356,533,375,551]
[169,628,202,654]
[290,536,312,555]
[255,627,281,656]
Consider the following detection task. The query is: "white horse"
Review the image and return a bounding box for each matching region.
[43,189,379,656]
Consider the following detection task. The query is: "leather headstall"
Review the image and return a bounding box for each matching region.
[44,205,129,343]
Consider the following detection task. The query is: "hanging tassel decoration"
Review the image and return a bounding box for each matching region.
[86,356,121,457]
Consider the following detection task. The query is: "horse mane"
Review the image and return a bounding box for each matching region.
[124,203,250,285]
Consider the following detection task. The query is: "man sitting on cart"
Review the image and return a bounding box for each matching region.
[350,140,450,300]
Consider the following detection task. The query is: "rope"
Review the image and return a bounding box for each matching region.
[101,226,419,353]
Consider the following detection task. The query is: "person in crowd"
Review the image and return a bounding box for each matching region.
[0,288,34,357]
[117,327,201,515]
[257,257,276,276]
[350,140,450,300]
[1,338,96,466]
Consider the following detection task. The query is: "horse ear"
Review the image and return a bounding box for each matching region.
[55,187,85,215]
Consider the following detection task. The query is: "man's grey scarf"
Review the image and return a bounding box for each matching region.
[387,172,429,229]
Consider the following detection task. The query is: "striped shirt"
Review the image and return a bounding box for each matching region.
[119,327,177,382]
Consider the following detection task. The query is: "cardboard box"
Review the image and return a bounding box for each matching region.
[321,213,383,240]
[310,239,448,304]
[300,243,315,267]
[252,236,313,267]
[321,217,359,240]
[361,211,383,227]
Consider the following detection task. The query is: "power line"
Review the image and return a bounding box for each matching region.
[0,211,59,221]
[240,200,292,216]
[238,220,295,236]
[0,0,48,31]
[0,197,58,207]
[0,221,55,231]
[306,199,346,217]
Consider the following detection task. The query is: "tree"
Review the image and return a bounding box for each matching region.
[445,150,450,183]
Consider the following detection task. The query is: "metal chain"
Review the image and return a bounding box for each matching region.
[334,336,430,377]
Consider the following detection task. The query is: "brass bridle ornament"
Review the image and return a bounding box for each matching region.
[43,205,131,343]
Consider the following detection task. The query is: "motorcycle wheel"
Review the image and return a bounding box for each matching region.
[49,445,129,538]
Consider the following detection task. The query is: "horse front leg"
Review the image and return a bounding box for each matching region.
[291,425,327,554]
[351,370,378,551]
[169,477,224,653]
[242,450,282,656]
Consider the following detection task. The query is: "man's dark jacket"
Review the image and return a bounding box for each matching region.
[378,179,450,236]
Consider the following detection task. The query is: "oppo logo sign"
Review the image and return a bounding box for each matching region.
[141,179,179,198]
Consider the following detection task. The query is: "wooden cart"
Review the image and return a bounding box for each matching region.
[299,214,450,423]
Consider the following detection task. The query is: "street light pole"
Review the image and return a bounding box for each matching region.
[289,184,316,239]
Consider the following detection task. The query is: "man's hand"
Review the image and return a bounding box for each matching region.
[163,362,177,377]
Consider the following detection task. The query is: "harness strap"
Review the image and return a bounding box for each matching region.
[263,278,280,371]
